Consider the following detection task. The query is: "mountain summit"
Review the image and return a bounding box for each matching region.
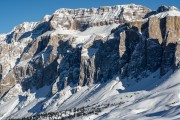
[0,4,180,120]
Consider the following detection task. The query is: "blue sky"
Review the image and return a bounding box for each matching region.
[0,0,179,33]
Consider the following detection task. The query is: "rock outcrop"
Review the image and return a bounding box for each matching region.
[50,4,151,30]
[0,4,180,98]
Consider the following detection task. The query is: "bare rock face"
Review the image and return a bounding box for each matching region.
[49,4,151,31]
[1,84,22,102]
[160,16,180,75]
[148,17,163,44]
[0,4,180,97]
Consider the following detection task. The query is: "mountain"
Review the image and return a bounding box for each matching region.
[0,4,180,119]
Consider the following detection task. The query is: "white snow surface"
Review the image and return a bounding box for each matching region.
[0,34,7,41]
[42,23,119,49]
[12,22,37,33]
[152,10,180,18]
[0,69,180,119]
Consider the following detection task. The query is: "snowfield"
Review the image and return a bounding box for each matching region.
[0,69,179,119]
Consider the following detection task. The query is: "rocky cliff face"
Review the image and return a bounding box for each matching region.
[0,4,180,104]
[49,4,151,30]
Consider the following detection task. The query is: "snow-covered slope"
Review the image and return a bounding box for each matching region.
[2,69,180,120]
[152,10,180,18]
[73,70,180,120]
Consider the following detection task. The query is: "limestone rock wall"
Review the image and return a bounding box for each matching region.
[0,5,180,96]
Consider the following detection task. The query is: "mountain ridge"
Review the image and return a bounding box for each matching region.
[0,4,180,120]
